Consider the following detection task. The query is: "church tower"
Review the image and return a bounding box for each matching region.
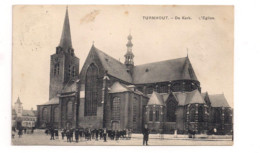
[124,34,134,75]
[49,7,79,100]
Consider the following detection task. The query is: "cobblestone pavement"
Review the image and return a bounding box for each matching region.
[12,130,233,146]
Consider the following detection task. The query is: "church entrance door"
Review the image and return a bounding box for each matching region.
[66,122,72,129]
[111,121,120,131]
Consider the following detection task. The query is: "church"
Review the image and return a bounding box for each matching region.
[37,8,233,135]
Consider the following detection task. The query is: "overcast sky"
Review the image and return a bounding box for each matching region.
[12,5,233,110]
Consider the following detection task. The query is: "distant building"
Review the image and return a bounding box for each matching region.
[12,97,37,128]
[37,8,233,135]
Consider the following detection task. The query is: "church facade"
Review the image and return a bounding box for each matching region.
[37,8,233,135]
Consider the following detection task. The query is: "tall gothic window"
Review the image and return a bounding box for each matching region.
[224,109,230,124]
[149,110,153,121]
[67,101,73,119]
[85,64,98,116]
[198,105,204,122]
[112,97,120,120]
[155,110,159,121]
[190,105,196,122]
[166,100,177,122]
[53,107,59,122]
[214,109,221,124]
[42,107,48,121]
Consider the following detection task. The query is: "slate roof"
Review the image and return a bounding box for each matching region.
[15,97,22,104]
[208,94,230,107]
[173,89,205,106]
[109,82,130,93]
[39,96,59,105]
[59,7,72,52]
[93,46,133,83]
[22,110,36,117]
[147,91,165,106]
[62,81,77,93]
[133,57,198,84]
[90,46,198,84]
[109,82,146,97]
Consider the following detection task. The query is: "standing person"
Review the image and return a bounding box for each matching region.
[18,128,23,138]
[95,129,99,141]
[50,128,55,140]
[75,129,79,143]
[66,130,70,142]
[142,125,150,146]
[61,129,65,140]
[12,127,16,138]
[55,128,59,139]
[103,128,107,142]
[24,128,27,135]
[70,129,74,142]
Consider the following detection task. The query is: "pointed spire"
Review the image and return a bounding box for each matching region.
[59,7,72,52]
[15,96,22,104]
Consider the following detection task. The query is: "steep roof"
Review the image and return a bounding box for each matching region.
[109,82,130,93]
[59,7,72,52]
[209,94,230,107]
[39,96,59,105]
[15,97,22,104]
[93,46,133,83]
[133,57,198,84]
[147,91,165,106]
[173,89,205,106]
[22,110,36,117]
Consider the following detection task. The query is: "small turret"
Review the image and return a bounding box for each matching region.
[124,33,134,74]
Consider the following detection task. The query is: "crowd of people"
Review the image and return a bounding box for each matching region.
[12,127,35,138]
[45,128,136,143]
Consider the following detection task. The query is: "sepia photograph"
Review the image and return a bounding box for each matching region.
[12,5,234,146]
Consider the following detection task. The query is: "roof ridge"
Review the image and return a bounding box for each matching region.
[134,56,187,67]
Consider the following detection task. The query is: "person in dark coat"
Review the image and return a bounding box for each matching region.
[61,129,65,140]
[95,129,99,141]
[103,128,107,142]
[75,129,79,143]
[50,128,55,140]
[66,130,71,143]
[70,129,74,142]
[18,128,23,138]
[142,125,150,146]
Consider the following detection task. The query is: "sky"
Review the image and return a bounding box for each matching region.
[12,5,233,110]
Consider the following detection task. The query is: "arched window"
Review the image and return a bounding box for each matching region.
[112,97,120,120]
[155,110,159,121]
[72,66,76,77]
[149,110,153,121]
[42,107,48,121]
[53,107,59,122]
[166,100,177,122]
[85,64,98,116]
[224,109,230,124]
[198,105,204,122]
[214,109,221,124]
[190,105,196,122]
[67,101,73,119]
